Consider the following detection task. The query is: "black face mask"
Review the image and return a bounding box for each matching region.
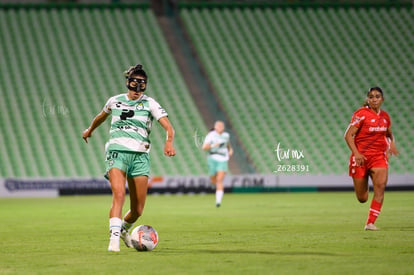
[127,77,147,92]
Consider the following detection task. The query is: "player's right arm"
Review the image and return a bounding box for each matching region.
[82,110,109,143]
[386,127,399,156]
[344,124,366,166]
[202,132,217,151]
[202,142,216,151]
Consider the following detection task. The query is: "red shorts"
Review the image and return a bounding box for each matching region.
[349,153,388,178]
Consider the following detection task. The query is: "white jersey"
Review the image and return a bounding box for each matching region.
[203,130,231,161]
[103,93,168,153]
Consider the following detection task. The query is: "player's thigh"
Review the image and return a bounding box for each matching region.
[207,157,217,176]
[216,161,228,173]
[128,152,150,178]
[106,151,128,176]
[369,168,388,202]
[209,159,227,177]
[216,170,226,182]
[368,154,388,187]
[109,168,127,195]
[349,154,368,178]
[370,168,388,189]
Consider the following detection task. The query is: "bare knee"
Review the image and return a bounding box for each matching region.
[354,187,369,203]
[370,168,388,202]
[357,195,368,203]
[109,190,125,218]
[355,190,369,203]
[109,169,127,204]
[111,190,125,206]
[353,177,369,203]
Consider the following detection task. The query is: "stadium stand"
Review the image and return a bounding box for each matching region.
[179,4,414,174]
[0,3,412,179]
[0,4,208,178]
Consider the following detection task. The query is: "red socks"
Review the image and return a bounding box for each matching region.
[366,199,382,225]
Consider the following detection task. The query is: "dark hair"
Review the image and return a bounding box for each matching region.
[367,86,383,96]
[363,86,384,107]
[124,64,147,79]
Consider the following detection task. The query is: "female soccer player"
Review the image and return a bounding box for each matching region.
[202,121,233,207]
[82,64,176,251]
[344,87,399,231]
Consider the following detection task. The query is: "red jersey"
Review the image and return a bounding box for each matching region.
[349,106,391,156]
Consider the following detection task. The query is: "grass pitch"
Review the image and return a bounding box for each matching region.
[1,192,413,275]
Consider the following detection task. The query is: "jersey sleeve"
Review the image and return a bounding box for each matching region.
[203,132,213,146]
[350,109,366,128]
[149,98,168,121]
[103,96,114,114]
[384,112,391,128]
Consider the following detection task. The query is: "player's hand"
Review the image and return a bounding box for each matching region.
[388,142,399,156]
[82,128,92,143]
[354,152,366,166]
[164,141,176,157]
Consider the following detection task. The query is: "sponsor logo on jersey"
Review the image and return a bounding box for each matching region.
[369,126,387,132]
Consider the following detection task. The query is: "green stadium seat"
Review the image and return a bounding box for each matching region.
[180,5,413,174]
[1,4,413,177]
[0,6,208,178]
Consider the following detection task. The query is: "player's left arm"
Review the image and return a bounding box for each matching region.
[158,116,176,157]
[386,127,399,156]
[227,141,233,158]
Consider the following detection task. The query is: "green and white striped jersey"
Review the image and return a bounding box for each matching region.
[103,93,168,153]
[203,130,231,161]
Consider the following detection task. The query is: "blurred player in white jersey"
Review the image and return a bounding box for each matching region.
[82,64,176,252]
[202,121,233,207]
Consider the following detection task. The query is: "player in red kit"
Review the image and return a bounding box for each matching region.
[344,87,399,231]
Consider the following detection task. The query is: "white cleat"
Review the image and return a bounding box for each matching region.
[108,240,120,252]
[121,229,133,248]
[364,223,379,231]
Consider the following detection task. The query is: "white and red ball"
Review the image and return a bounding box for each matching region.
[130,225,159,251]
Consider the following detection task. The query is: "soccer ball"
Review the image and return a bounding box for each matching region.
[130,225,159,251]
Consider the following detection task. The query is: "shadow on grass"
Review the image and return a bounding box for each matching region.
[156,248,340,256]
[382,226,414,231]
